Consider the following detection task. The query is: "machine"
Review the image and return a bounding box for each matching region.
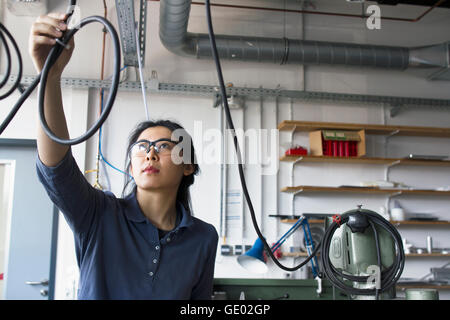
[321,205,405,299]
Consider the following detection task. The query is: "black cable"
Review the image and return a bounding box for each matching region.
[0,29,12,90]
[0,1,121,147]
[38,16,121,145]
[205,0,319,272]
[0,3,74,135]
[0,23,23,100]
[321,210,405,297]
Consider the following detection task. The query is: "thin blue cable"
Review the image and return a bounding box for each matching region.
[97,67,133,178]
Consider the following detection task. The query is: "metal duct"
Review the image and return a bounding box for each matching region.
[159,0,449,78]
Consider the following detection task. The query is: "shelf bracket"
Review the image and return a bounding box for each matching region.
[293,157,304,165]
[386,190,403,210]
[291,157,303,186]
[384,129,400,158]
[390,104,403,118]
[290,124,297,141]
[385,159,401,182]
[387,129,400,138]
[292,188,304,197]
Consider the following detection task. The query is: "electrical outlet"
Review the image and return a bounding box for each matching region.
[220,245,233,256]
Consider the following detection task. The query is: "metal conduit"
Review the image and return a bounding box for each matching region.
[159,0,449,77]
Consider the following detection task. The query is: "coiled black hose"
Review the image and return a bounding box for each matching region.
[320,209,405,298]
[0,23,23,100]
[38,15,120,145]
[0,1,121,147]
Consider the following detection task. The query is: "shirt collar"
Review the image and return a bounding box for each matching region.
[124,190,194,229]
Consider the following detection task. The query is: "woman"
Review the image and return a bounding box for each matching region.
[31,13,218,300]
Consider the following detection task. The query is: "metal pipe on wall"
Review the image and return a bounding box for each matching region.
[158,0,449,79]
[259,93,264,236]
[219,103,228,243]
[240,100,245,247]
[150,0,446,23]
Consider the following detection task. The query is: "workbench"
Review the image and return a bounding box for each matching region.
[213,278,348,300]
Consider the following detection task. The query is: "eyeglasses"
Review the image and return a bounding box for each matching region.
[129,138,180,157]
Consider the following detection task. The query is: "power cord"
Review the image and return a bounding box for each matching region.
[0,23,23,100]
[0,1,76,135]
[0,0,121,147]
[321,208,405,298]
[204,0,319,272]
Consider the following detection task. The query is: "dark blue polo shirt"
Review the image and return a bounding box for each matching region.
[36,149,218,300]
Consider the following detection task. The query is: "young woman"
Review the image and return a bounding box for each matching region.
[31,13,218,300]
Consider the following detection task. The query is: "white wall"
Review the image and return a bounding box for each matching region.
[1,0,450,299]
[0,160,13,300]
[0,164,6,299]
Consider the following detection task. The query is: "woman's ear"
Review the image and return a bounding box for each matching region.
[183,164,195,176]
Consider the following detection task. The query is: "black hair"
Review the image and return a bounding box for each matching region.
[122,119,200,216]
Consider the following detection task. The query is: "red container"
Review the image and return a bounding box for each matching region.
[332,141,338,157]
[285,146,308,156]
[344,141,350,157]
[338,141,344,157]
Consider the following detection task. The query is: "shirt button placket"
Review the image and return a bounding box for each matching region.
[148,243,160,279]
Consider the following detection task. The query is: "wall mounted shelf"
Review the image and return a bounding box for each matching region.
[280,155,450,167]
[278,120,450,138]
[280,219,450,226]
[282,252,450,258]
[281,185,450,196]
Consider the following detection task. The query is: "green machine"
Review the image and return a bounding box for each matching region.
[214,206,406,300]
[321,205,405,300]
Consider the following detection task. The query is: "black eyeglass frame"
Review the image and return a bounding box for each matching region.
[128,138,181,157]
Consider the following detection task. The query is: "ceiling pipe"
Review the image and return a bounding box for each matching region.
[158,0,450,79]
[149,0,446,23]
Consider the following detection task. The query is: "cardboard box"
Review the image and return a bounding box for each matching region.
[309,130,366,157]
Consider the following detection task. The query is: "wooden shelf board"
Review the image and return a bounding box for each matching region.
[391,220,450,226]
[278,120,450,138]
[280,155,450,167]
[282,252,318,257]
[405,253,450,257]
[396,284,450,290]
[280,219,450,226]
[281,219,325,224]
[282,252,450,258]
[281,185,450,196]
